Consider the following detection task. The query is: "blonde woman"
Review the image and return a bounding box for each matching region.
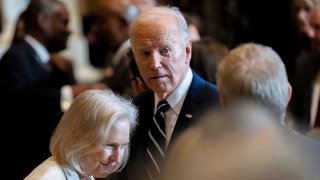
[25,89,138,179]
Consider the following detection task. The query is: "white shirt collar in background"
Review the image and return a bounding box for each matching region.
[25,35,50,64]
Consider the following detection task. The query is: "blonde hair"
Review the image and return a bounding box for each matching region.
[50,89,138,176]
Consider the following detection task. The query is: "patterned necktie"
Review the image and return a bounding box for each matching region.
[145,100,170,180]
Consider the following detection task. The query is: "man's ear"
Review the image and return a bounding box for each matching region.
[287,82,292,103]
[185,39,192,64]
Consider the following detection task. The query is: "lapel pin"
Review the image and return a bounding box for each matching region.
[185,114,192,119]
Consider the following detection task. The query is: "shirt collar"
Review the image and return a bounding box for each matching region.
[25,35,50,64]
[155,68,193,114]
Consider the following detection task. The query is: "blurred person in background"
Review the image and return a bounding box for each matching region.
[216,43,291,122]
[86,0,136,69]
[287,0,320,81]
[291,0,320,41]
[12,9,77,84]
[190,37,228,84]
[0,0,106,179]
[182,12,202,42]
[216,42,320,167]
[131,0,159,13]
[290,4,320,135]
[163,101,320,180]
[84,0,139,97]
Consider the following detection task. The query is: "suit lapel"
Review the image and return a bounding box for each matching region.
[169,71,205,145]
[21,39,50,76]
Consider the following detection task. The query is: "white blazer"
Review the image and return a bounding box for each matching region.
[24,156,95,180]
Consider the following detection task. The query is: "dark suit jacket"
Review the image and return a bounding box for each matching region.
[119,71,219,180]
[289,49,320,133]
[0,39,74,179]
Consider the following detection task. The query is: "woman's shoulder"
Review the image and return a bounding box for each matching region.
[24,156,66,180]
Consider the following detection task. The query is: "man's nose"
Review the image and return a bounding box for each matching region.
[149,52,162,69]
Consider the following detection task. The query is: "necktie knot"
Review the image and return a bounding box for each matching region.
[156,100,170,117]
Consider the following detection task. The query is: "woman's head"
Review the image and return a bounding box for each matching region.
[50,89,137,178]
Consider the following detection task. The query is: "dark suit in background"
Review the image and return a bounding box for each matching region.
[0,39,72,179]
[290,50,320,133]
[0,0,107,179]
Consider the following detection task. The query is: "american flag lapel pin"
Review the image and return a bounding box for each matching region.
[185,114,192,119]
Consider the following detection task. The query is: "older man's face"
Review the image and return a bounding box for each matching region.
[131,18,191,99]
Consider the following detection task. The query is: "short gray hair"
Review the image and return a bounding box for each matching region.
[216,43,289,118]
[129,6,189,45]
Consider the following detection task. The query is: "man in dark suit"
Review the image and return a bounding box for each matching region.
[290,5,320,134]
[119,6,219,180]
[0,0,106,179]
[289,49,320,132]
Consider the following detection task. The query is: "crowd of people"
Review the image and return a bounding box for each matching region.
[0,0,320,179]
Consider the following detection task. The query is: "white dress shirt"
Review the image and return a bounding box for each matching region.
[154,68,193,148]
[311,71,320,128]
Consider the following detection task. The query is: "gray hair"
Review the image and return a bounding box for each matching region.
[50,89,138,176]
[216,42,289,119]
[129,6,189,45]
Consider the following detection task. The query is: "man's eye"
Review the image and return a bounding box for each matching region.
[140,51,150,57]
[160,48,170,55]
[120,144,128,149]
[105,144,114,149]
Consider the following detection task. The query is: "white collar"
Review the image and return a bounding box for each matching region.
[155,68,193,114]
[25,35,50,64]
